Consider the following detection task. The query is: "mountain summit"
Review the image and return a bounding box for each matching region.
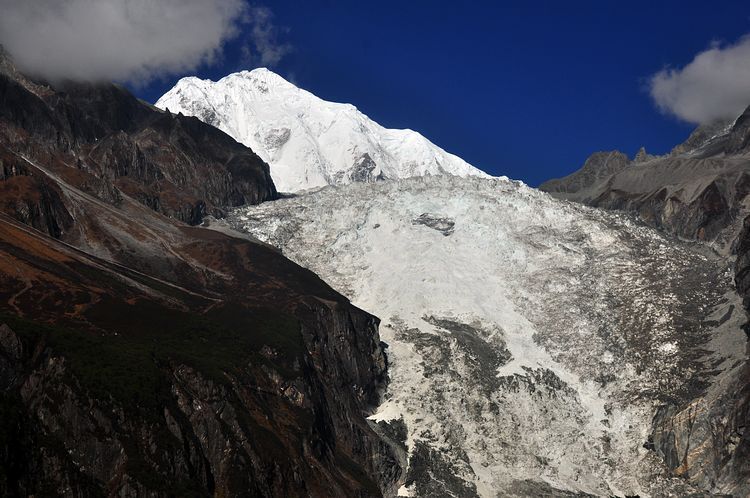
[156,68,490,192]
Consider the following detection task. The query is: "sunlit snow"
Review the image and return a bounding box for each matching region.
[156,68,490,192]
[224,175,743,497]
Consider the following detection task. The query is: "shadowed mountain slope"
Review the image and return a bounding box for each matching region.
[0,49,399,497]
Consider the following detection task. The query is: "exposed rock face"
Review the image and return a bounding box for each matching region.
[342,153,386,184]
[0,49,277,230]
[726,217,750,494]
[541,110,750,494]
[0,149,73,237]
[540,150,631,196]
[0,315,393,496]
[0,49,399,496]
[737,217,750,311]
[540,110,750,245]
[0,186,399,497]
[411,213,455,236]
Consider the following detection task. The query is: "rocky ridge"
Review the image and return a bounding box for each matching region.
[540,109,750,245]
[0,47,277,230]
[0,48,399,496]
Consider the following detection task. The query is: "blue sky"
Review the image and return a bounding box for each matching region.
[133,1,750,186]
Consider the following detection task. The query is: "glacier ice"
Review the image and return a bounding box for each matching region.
[224,175,744,497]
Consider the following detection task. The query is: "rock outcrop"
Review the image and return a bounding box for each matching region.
[0,48,277,230]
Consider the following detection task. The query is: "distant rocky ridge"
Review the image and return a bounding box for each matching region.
[0,47,400,496]
[540,110,750,245]
[541,110,750,493]
[155,68,490,192]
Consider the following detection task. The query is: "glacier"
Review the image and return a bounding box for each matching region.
[221,175,745,497]
[155,68,489,193]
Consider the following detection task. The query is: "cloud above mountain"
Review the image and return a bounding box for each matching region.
[246,6,292,67]
[0,0,289,84]
[649,35,750,125]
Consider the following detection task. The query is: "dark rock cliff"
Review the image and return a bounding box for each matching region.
[0,188,400,497]
[0,48,400,496]
[644,218,750,495]
[729,220,750,491]
[0,49,276,228]
[736,217,750,312]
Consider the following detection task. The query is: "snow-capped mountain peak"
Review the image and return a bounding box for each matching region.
[156,68,491,192]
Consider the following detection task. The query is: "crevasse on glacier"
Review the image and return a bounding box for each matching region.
[222,175,743,498]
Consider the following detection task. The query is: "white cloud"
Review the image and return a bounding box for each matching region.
[0,0,287,84]
[247,6,292,67]
[649,35,750,125]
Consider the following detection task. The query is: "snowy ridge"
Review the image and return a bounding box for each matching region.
[223,175,742,497]
[155,68,491,192]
